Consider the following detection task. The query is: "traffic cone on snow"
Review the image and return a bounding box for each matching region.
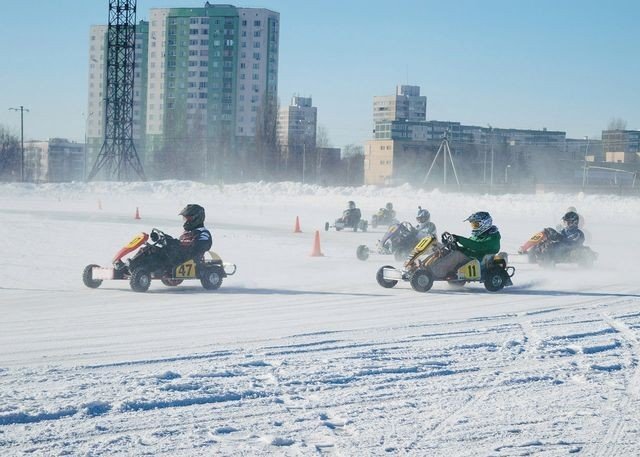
[135,207,141,220]
[310,230,324,257]
[294,216,302,233]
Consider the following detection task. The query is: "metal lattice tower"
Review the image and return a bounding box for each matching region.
[88,0,145,181]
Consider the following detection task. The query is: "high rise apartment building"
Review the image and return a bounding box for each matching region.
[87,3,279,179]
[373,85,427,124]
[277,96,317,151]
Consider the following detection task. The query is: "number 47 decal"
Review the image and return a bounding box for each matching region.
[177,263,194,277]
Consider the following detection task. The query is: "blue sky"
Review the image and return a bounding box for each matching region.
[1,0,638,148]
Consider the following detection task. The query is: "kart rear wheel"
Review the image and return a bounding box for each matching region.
[130,268,151,293]
[410,269,433,292]
[484,269,507,292]
[161,278,184,287]
[356,245,370,261]
[201,267,223,290]
[376,265,398,288]
[82,264,102,289]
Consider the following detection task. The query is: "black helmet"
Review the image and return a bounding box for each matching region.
[562,211,579,228]
[416,206,430,224]
[385,202,393,211]
[348,200,356,210]
[180,204,205,231]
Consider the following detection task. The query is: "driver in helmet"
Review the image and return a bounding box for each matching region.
[545,211,584,256]
[415,206,437,239]
[174,204,212,263]
[340,200,362,227]
[382,202,396,221]
[428,211,501,279]
[556,206,585,231]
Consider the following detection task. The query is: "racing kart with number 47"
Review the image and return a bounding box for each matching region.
[376,232,515,293]
[82,228,236,293]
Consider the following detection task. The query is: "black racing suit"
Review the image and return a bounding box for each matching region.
[177,226,213,263]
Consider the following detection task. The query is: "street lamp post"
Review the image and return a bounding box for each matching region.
[9,105,29,182]
[582,136,590,189]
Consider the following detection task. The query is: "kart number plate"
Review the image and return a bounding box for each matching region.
[175,260,197,278]
[92,267,115,280]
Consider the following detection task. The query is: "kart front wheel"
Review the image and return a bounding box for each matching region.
[324,222,330,232]
[356,245,370,261]
[376,265,398,288]
[130,268,151,293]
[201,267,223,290]
[484,269,507,292]
[411,269,433,292]
[82,264,102,289]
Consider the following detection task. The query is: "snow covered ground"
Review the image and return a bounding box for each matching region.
[1,181,640,456]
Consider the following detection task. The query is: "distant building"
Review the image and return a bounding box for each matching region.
[24,138,85,182]
[602,130,640,163]
[373,85,427,124]
[278,96,317,152]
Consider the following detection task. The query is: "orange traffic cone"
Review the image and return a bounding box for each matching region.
[294,216,302,233]
[135,207,141,220]
[98,199,102,210]
[310,230,324,257]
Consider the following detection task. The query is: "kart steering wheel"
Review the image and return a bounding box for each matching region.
[441,232,457,249]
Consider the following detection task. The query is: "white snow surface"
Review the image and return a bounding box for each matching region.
[1,180,640,456]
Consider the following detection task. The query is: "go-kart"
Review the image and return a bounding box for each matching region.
[376,233,515,292]
[518,228,597,268]
[357,221,417,261]
[370,208,398,229]
[325,209,368,232]
[82,228,237,293]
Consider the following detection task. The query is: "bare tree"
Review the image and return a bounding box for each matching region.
[342,143,364,158]
[607,117,628,131]
[255,94,280,180]
[0,125,20,181]
[316,124,331,148]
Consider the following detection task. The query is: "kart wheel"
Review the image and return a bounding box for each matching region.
[201,267,223,290]
[130,268,151,292]
[484,269,507,292]
[410,269,433,293]
[356,245,370,261]
[324,222,330,232]
[376,265,398,288]
[82,264,102,289]
[161,278,184,287]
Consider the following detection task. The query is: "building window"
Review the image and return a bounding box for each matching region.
[254,20,261,26]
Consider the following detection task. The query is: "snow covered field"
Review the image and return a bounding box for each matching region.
[1,181,640,456]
